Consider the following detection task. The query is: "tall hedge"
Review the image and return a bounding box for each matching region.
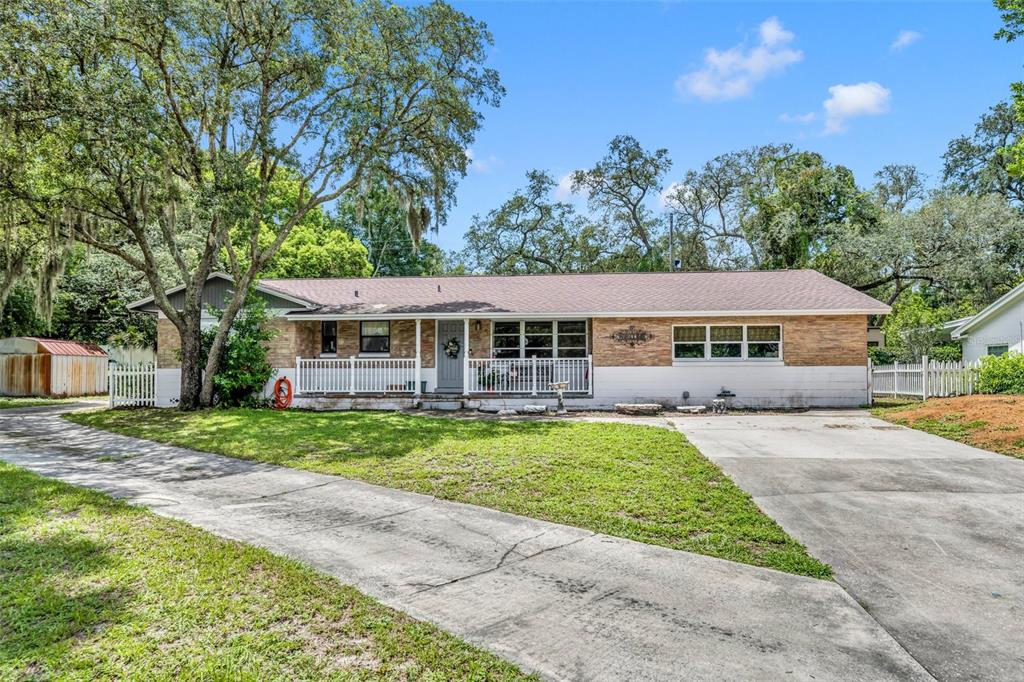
[976,353,1024,394]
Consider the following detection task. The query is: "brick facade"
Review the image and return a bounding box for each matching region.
[269,318,438,368]
[468,318,491,358]
[591,315,867,367]
[265,319,318,368]
[156,318,181,368]
[158,314,867,371]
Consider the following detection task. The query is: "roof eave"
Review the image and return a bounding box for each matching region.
[951,282,1024,338]
[284,307,889,321]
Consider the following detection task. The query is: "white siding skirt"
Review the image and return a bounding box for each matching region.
[151,365,867,409]
[592,365,867,408]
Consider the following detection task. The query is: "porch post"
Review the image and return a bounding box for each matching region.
[414,318,422,397]
[463,317,470,396]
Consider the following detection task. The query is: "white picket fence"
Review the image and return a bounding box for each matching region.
[869,356,981,402]
[109,363,157,407]
[295,357,417,394]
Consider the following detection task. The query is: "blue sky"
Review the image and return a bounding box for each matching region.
[434,0,1019,251]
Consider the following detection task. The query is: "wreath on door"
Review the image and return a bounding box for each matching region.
[443,336,461,359]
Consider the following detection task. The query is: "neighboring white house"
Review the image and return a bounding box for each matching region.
[952,281,1024,363]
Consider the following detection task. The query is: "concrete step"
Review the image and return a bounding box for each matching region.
[419,399,464,411]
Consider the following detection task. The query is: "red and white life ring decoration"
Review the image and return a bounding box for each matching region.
[273,377,293,409]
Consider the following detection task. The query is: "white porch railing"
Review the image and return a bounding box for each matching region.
[109,363,156,407]
[869,356,981,401]
[296,357,417,394]
[469,356,592,395]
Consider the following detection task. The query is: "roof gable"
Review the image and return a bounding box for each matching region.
[952,281,1024,338]
[127,272,315,314]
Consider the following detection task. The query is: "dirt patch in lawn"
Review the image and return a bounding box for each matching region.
[879,395,1024,460]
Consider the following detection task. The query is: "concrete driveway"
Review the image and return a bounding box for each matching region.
[672,410,1024,682]
[0,405,933,681]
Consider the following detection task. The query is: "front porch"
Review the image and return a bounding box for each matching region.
[287,315,594,400]
[293,355,593,398]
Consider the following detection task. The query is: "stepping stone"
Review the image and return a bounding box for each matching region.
[496,409,518,416]
[676,405,707,414]
[614,403,663,415]
[522,404,548,414]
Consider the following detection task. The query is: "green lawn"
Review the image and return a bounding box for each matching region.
[67,409,830,579]
[0,397,79,409]
[0,462,531,681]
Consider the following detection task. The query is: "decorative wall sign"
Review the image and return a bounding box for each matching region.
[609,325,654,348]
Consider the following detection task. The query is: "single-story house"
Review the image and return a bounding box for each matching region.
[0,337,109,397]
[128,269,890,409]
[951,281,1024,363]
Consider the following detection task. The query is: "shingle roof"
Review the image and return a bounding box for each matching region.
[258,270,889,318]
[28,338,108,357]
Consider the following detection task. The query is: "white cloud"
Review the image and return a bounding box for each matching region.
[554,172,578,200]
[676,17,803,101]
[778,111,817,124]
[464,148,501,174]
[659,181,690,208]
[823,82,891,134]
[890,29,921,51]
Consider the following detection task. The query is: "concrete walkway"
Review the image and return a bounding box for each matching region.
[0,406,932,681]
[672,411,1024,682]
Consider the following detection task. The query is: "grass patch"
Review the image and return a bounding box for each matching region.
[872,394,1024,460]
[66,409,830,578]
[0,397,79,410]
[0,462,531,680]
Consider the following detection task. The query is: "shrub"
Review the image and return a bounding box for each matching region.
[201,296,278,407]
[976,352,1024,394]
[868,347,898,365]
[930,344,962,362]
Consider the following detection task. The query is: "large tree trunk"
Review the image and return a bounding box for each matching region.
[176,317,204,411]
[197,271,254,407]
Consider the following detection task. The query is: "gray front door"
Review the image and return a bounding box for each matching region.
[436,320,464,392]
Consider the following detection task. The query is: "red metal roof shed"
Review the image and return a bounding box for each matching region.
[28,338,108,357]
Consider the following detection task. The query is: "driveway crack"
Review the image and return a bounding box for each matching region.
[406,533,594,596]
[248,480,335,500]
[288,503,430,536]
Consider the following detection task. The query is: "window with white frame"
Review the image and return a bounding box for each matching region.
[359,321,390,353]
[555,321,588,358]
[492,321,522,359]
[747,325,781,358]
[673,326,706,359]
[710,325,743,358]
[673,324,782,361]
[491,320,588,359]
[524,321,554,358]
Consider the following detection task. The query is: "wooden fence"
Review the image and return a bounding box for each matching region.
[109,363,156,407]
[869,356,981,402]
